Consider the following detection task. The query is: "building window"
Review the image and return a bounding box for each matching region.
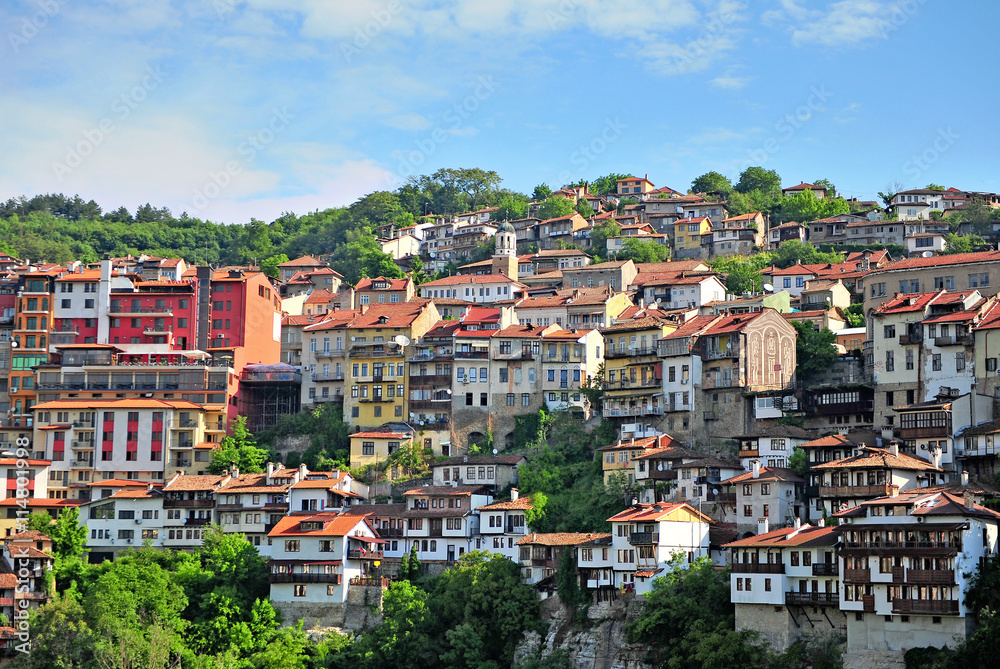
[285,540,300,552]
[743,505,752,517]
[294,585,306,597]
[932,354,941,371]
[885,351,894,372]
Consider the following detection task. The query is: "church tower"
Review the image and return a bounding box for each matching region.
[491,221,518,281]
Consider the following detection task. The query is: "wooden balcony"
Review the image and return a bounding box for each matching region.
[731,562,785,574]
[896,425,950,440]
[786,591,839,606]
[843,567,871,584]
[269,572,341,584]
[628,532,659,546]
[818,484,891,498]
[906,568,955,585]
[812,563,839,576]
[861,595,875,613]
[892,598,959,615]
[163,498,214,509]
[349,576,392,588]
[842,541,961,556]
[347,549,385,560]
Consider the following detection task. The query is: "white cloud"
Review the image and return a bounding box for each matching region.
[766,0,917,47]
[711,74,750,89]
[384,114,433,131]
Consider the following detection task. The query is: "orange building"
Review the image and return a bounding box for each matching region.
[10,268,62,426]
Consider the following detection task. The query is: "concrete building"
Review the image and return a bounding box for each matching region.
[722,462,805,537]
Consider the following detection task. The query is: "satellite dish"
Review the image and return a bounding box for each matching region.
[9,341,17,348]
[921,251,934,258]
[394,335,411,347]
[763,283,774,293]
[350,336,356,342]
[492,448,498,455]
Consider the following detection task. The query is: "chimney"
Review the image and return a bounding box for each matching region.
[964,491,974,510]
[510,488,519,501]
[889,441,899,457]
[299,463,308,480]
[752,460,760,479]
[757,517,769,535]
[266,462,275,485]
[961,470,970,486]
[793,517,801,530]
[931,447,941,470]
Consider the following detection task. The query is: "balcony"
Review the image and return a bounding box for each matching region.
[613,379,660,391]
[530,558,555,567]
[215,503,245,512]
[72,441,94,450]
[818,484,891,498]
[144,326,173,336]
[843,567,871,583]
[377,527,404,538]
[785,591,839,606]
[109,305,173,315]
[184,517,211,526]
[349,576,392,588]
[347,549,385,560]
[906,568,955,585]
[408,374,453,387]
[896,425,950,440]
[73,420,96,429]
[606,346,658,359]
[628,532,659,546]
[812,563,839,576]
[603,406,664,418]
[454,350,489,359]
[842,541,961,556]
[731,562,785,574]
[702,374,734,389]
[715,492,736,505]
[933,335,972,347]
[892,598,959,615]
[898,333,922,345]
[349,347,402,359]
[860,595,876,613]
[658,338,693,357]
[163,498,214,509]
[269,572,342,584]
[703,346,740,360]
[808,400,875,417]
[311,371,344,382]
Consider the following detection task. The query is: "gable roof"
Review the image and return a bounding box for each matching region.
[267,513,371,538]
[722,467,804,485]
[607,502,712,524]
[723,524,836,548]
[515,532,611,546]
[811,446,940,471]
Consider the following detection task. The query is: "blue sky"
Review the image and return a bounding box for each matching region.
[2,0,998,223]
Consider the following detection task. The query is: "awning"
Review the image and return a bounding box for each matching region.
[352,536,388,544]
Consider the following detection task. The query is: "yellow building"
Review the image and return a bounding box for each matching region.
[597,434,676,484]
[673,216,712,254]
[600,315,678,419]
[349,429,415,470]
[343,302,440,429]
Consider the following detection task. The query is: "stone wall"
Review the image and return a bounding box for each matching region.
[273,434,312,462]
[343,585,385,631]
[274,601,346,631]
[514,594,655,669]
[735,603,846,653]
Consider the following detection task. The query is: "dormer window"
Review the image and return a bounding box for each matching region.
[299,521,324,531]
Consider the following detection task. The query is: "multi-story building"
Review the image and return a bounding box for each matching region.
[418,274,524,304]
[734,426,813,470]
[602,315,678,420]
[671,216,713,258]
[605,502,712,594]
[401,485,492,563]
[513,287,632,330]
[518,532,611,585]
[833,489,1000,660]
[348,429,414,470]
[598,434,677,485]
[277,255,328,283]
[767,221,807,249]
[267,512,384,628]
[631,273,726,310]
[80,485,165,560]
[0,530,55,624]
[161,473,228,550]
[476,490,532,560]
[407,319,458,447]
[561,259,637,293]
[538,213,590,251]
[355,276,414,306]
[725,523,843,652]
[722,462,805,536]
[811,443,945,517]
[343,302,440,429]
[708,212,765,258]
[616,176,656,198]
[214,465,299,553]
[889,391,993,474]
[430,455,525,489]
[300,309,359,407]
[538,327,603,414]
[31,398,227,499]
[9,267,62,426]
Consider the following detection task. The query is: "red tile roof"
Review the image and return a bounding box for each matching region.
[871,250,1000,272]
[420,274,525,287]
[515,532,612,546]
[723,524,836,548]
[811,446,939,471]
[279,255,326,267]
[606,502,711,524]
[355,276,412,291]
[350,431,412,440]
[721,467,804,485]
[477,497,534,511]
[267,513,372,537]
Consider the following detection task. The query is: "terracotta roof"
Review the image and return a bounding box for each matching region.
[784,182,823,191]
[515,532,612,546]
[340,503,407,518]
[811,446,940,471]
[403,485,487,496]
[659,314,721,341]
[607,502,712,524]
[33,398,203,411]
[600,315,673,334]
[838,490,1000,521]
[304,289,336,304]
[267,513,372,538]
[477,497,534,511]
[349,303,429,328]
[721,467,804,485]
[870,250,1000,272]
[279,255,326,267]
[55,270,103,282]
[107,489,161,499]
[701,312,767,335]
[162,474,229,492]
[420,274,525,287]
[433,455,525,467]
[0,574,18,589]
[7,530,50,542]
[216,473,292,493]
[723,524,836,548]
[355,276,412,291]
[798,434,855,449]
[598,434,676,453]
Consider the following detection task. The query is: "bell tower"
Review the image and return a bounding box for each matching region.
[491,221,518,281]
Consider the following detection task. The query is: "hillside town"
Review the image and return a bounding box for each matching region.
[3,176,1000,668]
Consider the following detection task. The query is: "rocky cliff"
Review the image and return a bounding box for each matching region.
[513,595,655,669]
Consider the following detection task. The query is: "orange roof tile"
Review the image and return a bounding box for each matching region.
[723,524,836,548]
[812,446,939,471]
[516,532,612,546]
[267,513,372,537]
[721,467,804,485]
[607,502,712,524]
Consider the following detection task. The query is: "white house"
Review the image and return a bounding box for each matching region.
[418,275,526,304]
[476,490,532,561]
[605,502,712,595]
[79,486,165,560]
[401,485,493,563]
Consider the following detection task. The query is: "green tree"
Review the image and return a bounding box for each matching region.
[925,183,945,191]
[769,240,842,269]
[589,173,631,196]
[525,492,547,527]
[532,184,553,201]
[536,197,575,221]
[589,220,621,261]
[792,321,838,385]
[812,178,837,198]
[25,512,55,534]
[260,253,289,279]
[493,191,529,221]
[776,189,849,224]
[620,238,670,263]
[943,233,987,254]
[208,416,268,474]
[50,507,88,561]
[726,189,779,217]
[734,166,782,197]
[8,590,96,668]
[387,440,427,479]
[352,581,434,669]
[788,448,808,478]
[575,199,595,220]
[556,548,586,615]
[690,171,733,196]
[709,254,773,294]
